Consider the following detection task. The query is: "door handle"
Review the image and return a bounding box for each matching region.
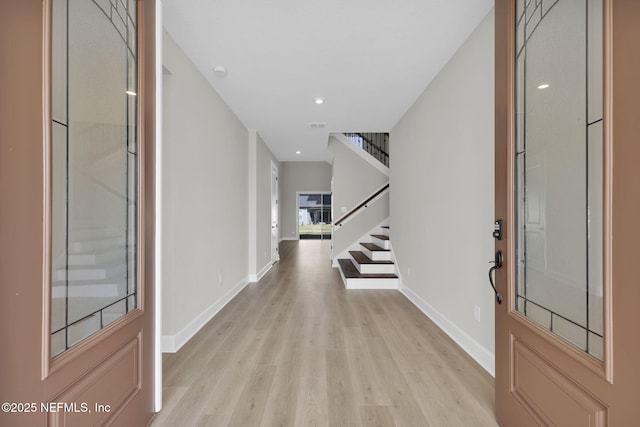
[488,250,503,304]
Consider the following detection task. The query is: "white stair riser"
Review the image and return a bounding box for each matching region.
[70,227,117,241]
[344,277,398,290]
[68,250,130,267]
[349,254,395,274]
[71,236,126,253]
[381,227,390,237]
[52,283,121,298]
[371,236,390,249]
[68,254,97,266]
[56,268,106,281]
[361,247,391,261]
[355,262,395,275]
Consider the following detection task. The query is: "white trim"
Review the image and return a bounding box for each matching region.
[154,0,163,412]
[337,261,398,289]
[399,285,495,377]
[280,237,298,241]
[331,133,389,177]
[161,276,249,353]
[249,261,273,283]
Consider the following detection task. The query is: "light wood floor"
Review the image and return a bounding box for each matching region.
[152,240,498,426]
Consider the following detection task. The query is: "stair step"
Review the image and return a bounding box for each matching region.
[381,226,389,229]
[67,248,131,267]
[349,251,395,274]
[51,283,122,298]
[338,259,398,279]
[360,243,391,261]
[55,262,127,282]
[349,251,393,264]
[370,234,391,249]
[370,234,389,240]
[360,243,388,252]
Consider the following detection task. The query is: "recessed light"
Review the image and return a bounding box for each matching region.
[314,97,324,105]
[296,151,301,155]
[537,83,550,90]
[213,66,227,77]
[126,90,137,96]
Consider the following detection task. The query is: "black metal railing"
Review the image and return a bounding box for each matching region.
[343,132,389,167]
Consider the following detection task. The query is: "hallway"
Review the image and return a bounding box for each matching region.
[153,240,497,426]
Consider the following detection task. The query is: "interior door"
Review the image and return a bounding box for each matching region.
[495,1,640,425]
[0,1,156,426]
[271,161,279,263]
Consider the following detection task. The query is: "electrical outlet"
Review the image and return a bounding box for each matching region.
[474,305,481,322]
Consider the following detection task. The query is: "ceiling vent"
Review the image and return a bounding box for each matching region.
[308,122,327,129]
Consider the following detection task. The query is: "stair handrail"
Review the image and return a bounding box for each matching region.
[333,183,389,227]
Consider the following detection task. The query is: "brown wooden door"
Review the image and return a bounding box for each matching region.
[495,1,640,425]
[0,1,156,426]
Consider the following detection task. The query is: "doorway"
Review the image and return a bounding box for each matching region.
[297,192,332,240]
[494,0,640,424]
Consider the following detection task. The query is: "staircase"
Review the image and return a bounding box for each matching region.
[52,225,132,336]
[337,225,399,289]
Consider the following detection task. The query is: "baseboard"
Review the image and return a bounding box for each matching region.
[280,237,298,241]
[161,276,249,353]
[249,261,273,283]
[399,284,495,377]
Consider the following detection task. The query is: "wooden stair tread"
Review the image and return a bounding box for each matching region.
[338,259,398,279]
[381,226,390,229]
[370,234,390,240]
[349,251,393,265]
[360,243,389,252]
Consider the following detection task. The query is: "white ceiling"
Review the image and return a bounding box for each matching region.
[162,0,493,162]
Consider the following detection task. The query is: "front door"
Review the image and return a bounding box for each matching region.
[0,1,156,426]
[495,1,640,425]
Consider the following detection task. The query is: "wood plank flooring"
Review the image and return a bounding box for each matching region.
[151,240,498,426]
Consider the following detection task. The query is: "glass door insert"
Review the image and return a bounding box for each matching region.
[298,193,332,240]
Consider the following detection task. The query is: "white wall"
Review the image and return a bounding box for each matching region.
[162,33,249,350]
[390,10,495,374]
[248,130,279,281]
[279,162,331,240]
[328,136,389,258]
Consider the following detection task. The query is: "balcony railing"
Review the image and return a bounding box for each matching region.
[343,132,389,167]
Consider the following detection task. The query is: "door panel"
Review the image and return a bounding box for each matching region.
[0,1,155,426]
[51,0,140,357]
[510,336,606,427]
[495,0,640,425]
[512,0,604,360]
